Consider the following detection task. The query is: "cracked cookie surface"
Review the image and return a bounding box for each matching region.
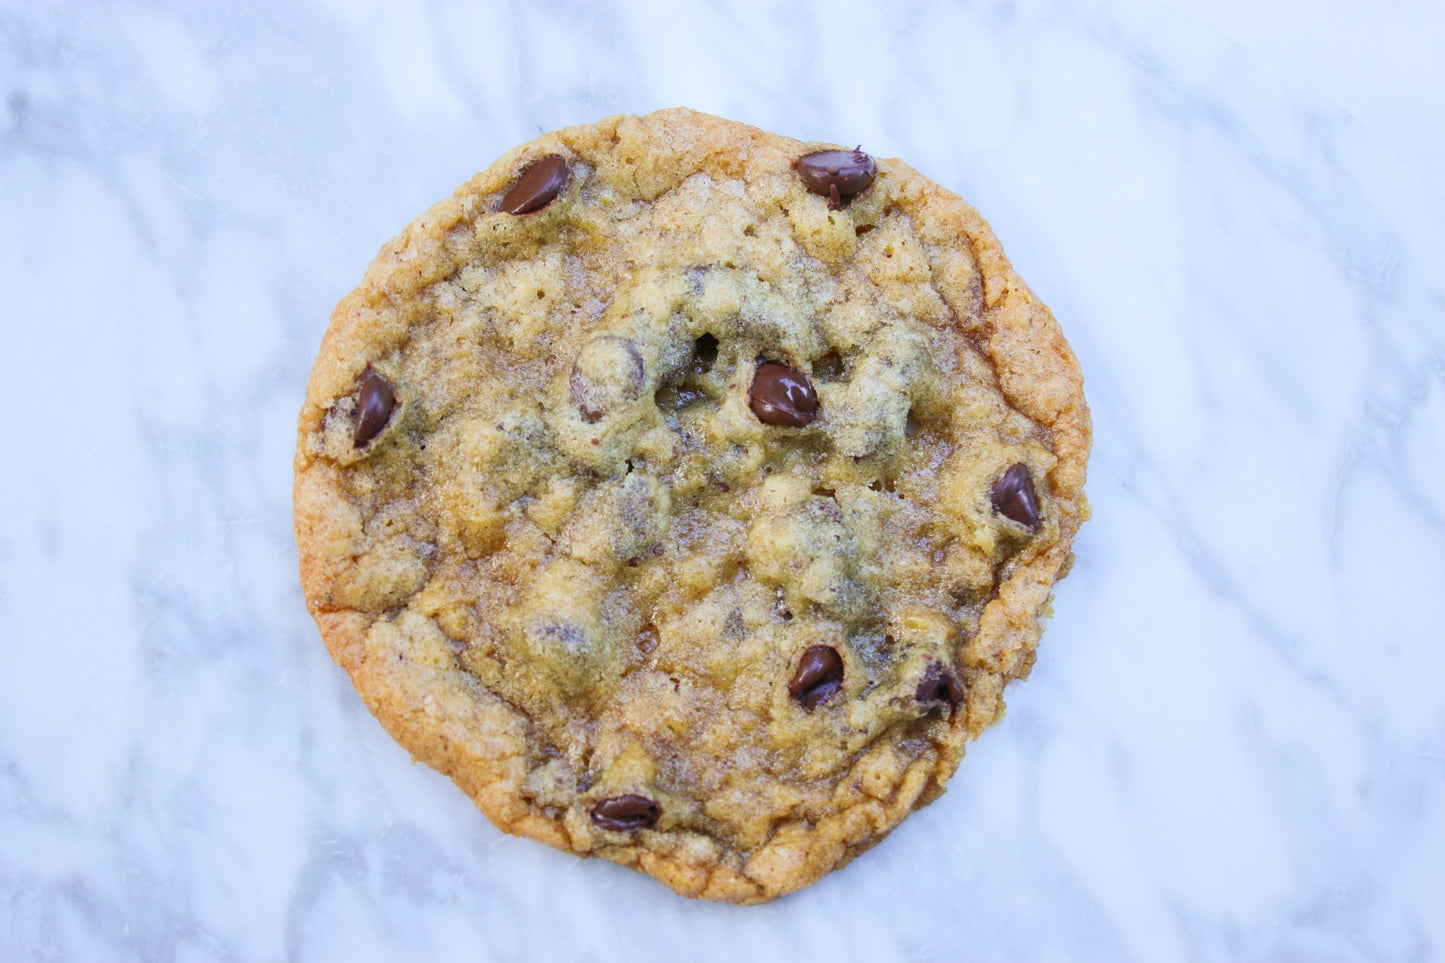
[293,108,1090,904]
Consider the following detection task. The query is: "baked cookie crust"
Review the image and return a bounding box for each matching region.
[294,109,1090,904]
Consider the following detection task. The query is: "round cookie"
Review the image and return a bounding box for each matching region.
[293,109,1090,904]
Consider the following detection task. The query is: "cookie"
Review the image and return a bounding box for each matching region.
[293,109,1090,904]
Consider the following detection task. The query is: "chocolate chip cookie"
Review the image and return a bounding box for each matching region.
[293,109,1090,904]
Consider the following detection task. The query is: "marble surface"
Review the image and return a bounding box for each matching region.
[3,0,1443,959]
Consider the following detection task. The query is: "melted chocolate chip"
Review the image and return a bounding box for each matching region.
[591,794,660,832]
[570,336,646,422]
[990,463,1041,529]
[789,646,844,710]
[749,362,818,427]
[916,663,965,714]
[353,369,396,448]
[499,154,569,215]
[795,148,877,209]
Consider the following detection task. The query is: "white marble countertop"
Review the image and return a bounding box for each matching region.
[3,1,1442,959]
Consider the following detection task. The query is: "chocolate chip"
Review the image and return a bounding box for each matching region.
[795,148,877,209]
[352,369,396,448]
[990,463,1041,529]
[571,336,646,422]
[916,662,964,714]
[789,645,844,710]
[591,794,660,832]
[749,362,818,427]
[499,154,569,215]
